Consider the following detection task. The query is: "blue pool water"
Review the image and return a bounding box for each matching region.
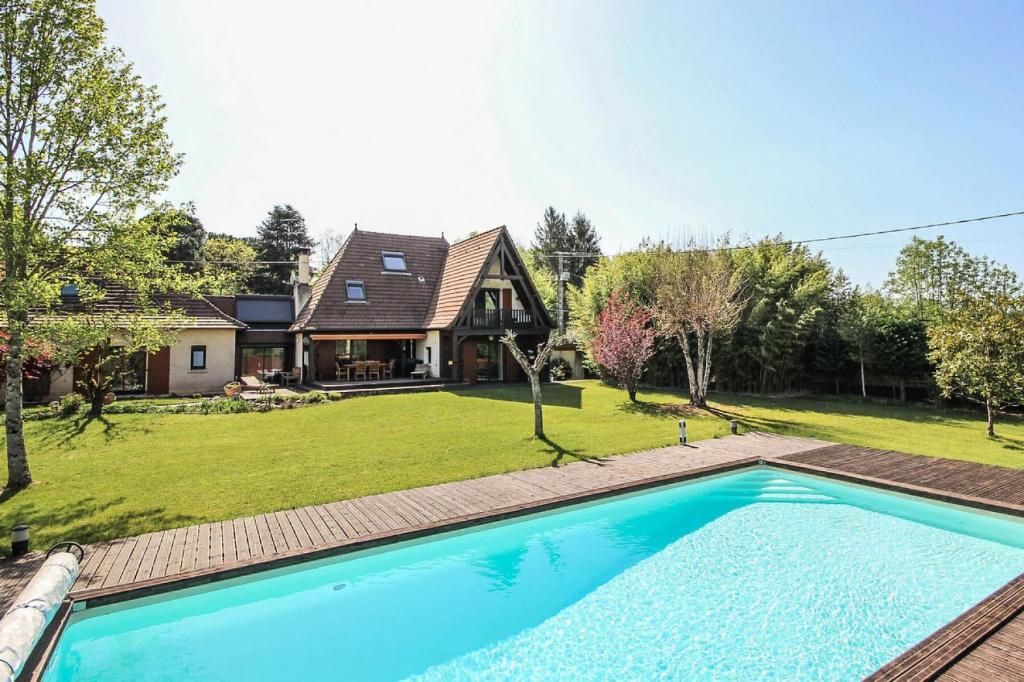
[45,467,1024,681]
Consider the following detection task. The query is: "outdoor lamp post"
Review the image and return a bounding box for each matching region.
[11,524,29,556]
[679,420,687,445]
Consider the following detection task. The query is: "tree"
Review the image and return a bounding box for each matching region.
[161,202,206,273]
[499,331,566,438]
[929,292,1024,437]
[520,246,557,312]
[531,206,569,258]
[568,244,664,366]
[249,204,314,294]
[589,291,657,401]
[837,288,878,398]
[886,236,1018,321]
[653,242,743,407]
[1,0,179,489]
[565,212,601,286]
[202,234,257,295]
[37,287,183,415]
[314,227,347,270]
[717,238,834,394]
[868,305,930,402]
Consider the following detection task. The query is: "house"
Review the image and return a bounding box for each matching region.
[290,226,554,384]
[205,294,296,380]
[28,287,246,402]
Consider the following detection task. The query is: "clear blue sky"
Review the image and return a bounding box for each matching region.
[96,0,1024,286]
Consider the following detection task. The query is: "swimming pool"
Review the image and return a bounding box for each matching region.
[43,467,1024,681]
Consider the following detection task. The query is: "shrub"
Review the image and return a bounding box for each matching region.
[104,402,159,414]
[50,393,84,419]
[301,391,327,404]
[549,357,572,382]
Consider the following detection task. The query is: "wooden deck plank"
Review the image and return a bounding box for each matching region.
[195,523,212,570]
[179,525,200,573]
[221,520,238,564]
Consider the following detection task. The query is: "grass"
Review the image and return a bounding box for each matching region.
[1,380,1021,552]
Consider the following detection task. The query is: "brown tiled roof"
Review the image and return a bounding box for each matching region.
[423,227,503,329]
[290,229,449,331]
[38,284,246,329]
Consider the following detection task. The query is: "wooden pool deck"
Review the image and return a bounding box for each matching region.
[3,433,1023,680]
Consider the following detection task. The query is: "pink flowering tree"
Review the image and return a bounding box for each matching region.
[590,291,657,402]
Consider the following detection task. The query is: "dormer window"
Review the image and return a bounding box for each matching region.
[346,280,366,301]
[381,251,407,272]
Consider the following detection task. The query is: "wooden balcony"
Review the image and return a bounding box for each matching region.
[468,308,537,330]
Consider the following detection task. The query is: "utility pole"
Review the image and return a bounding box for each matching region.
[557,253,565,334]
[551,251,601,335]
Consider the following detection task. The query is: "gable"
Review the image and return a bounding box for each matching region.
[424,227,553,330]
[423,228,503,329]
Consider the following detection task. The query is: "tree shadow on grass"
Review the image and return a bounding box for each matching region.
[32,413,152,449]
[992,434,1024,452]
[539,436,611,468]
[452,383,584,409]
[0,493,200,558]
[617,400,709,419]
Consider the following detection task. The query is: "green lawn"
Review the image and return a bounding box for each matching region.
[1,381,1021,552]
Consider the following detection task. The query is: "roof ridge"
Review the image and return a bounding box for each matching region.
[345,228,448,241]
[449,225,506,249]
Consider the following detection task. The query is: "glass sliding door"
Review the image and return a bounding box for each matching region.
[109,348,147,393]
[475,339,502,382]
[241,347,286,380]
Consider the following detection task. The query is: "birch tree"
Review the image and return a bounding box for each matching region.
[653,241,743,407]
[1,0,179,488]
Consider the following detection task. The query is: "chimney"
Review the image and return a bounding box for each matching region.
[293,247,312,314]
[296,248,311,286]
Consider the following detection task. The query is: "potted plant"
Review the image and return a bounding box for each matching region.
[223,381,241,397]
[102,392,116,405]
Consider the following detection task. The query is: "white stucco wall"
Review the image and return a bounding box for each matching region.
[167,328,236,395]
[551,349,585,380]
[415,330,441,378]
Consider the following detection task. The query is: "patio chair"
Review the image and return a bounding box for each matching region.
[410,364,430,380]
[383,359,395,379]
[368,360,381,381]
[353,361,367,381]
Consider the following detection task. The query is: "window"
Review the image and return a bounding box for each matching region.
[475,288,500,310]
[335,339,367,362]
[60,283,78,297]
[346,280,366,301]
[108,348,147,393]
[426,347,432,365]
[190,345,207,370]
[381,251,407,272]
[241,346,285,376]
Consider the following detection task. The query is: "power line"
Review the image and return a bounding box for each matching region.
[677,210,1024,254]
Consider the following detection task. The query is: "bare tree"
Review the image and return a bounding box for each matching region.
[500,331,566,438]
[654,240,744,407]
[314,228,347,270]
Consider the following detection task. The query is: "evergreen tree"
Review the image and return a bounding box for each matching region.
[531,206,569,262]
[566,212,602,286]
[531,208,603,287]
[161,202,207,274]
[249,204,315,294]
